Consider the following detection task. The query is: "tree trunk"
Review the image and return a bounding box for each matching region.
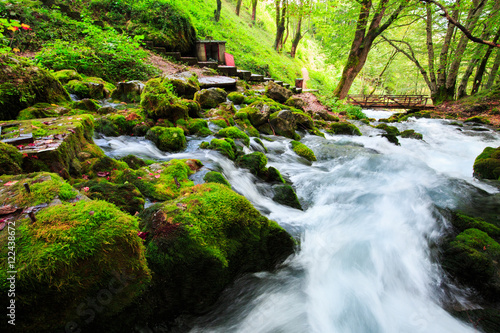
[274,0,287,51]
[425,4,437,96]
[333,0,405,99]
[486,48,500,88]
[471,27,500,94]
[215,0,222,22]
[236,0,242,16]
[290,16,303,58]
[252,0,258,24]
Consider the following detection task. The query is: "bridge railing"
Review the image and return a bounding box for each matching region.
[347,95,430,108]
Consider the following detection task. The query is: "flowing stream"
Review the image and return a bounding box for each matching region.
[96,112,500,333]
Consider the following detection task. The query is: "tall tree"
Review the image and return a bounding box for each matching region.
[486,48,500,88]
[274,0,288,51]
[215,0,222,22]
[252,0,259,24]
[333,0,407,99]
[289,0,312,58]
[236,0,243,16]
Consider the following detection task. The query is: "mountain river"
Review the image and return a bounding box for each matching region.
[95,110,500,333]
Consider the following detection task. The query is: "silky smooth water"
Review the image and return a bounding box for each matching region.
[96,116,500,333]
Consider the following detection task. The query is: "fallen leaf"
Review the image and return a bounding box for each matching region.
[4,181,18,186]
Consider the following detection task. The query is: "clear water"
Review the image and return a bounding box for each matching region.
[95,117,500,333]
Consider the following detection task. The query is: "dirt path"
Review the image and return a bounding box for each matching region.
[301,67,310,89]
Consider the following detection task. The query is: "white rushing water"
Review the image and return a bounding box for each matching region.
[96,115,500,333]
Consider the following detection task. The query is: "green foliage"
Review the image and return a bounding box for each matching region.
[290,140,317,162]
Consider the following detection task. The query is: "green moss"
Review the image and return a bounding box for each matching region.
[210,118,229,128]
[217,126,250,146]
[0,141,23,175]
[113,159,200,202]
[465,116,490,125]
[0,199,151,331]
[119,154,148,170]
[204,171,230,187]
[0,172,79,207]
[145,126,187,152]
[194,88,228,109]
[273,184,302,210]
[376,123,400,136]
[227,92,245,105]
[253,138,268,152]
[77,180,145,214]
[72,99,101,112]
[53,69,82,84]
[138,183,294,316]
[200,138,238,160]
[327,122,362,136]
[473,146,500,180]
[291,141,316,162]
[400,129,423,140]
[140,78,188,122]
[0,55,71,121]
[234,111,248,120]
[235,119,260,138]
[187,118,211,136]
[237,152,268,176]
[17,103,68,120]
[266,166,285,184]
[452,213,500,239]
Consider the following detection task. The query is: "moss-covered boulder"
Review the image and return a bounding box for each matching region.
[2,115,98,179]
[140,78,188,122]
[227,92,245,105]
[0,141,23,175]
[167,75,200,99]
[442,228,500,300]
[265,81,292,103]
[119,154,149,170]
[465,116,490,124]
[269,110,299,140]
[376,123,400,136]
[273,184,302,210]
[76,180,145,215]
[473,146,500,180]
[237,152,268,176]
[292,111,314,129]
[0,193,151,332]
[194,88,228,109]
[285,96,307,110]
[203,171,231,187]
[327,122,362,136]
[138,183,295,318]
[0,55,70,120]
[113,159,201,202]
[217,126,250,146]
[17,103,69,120]
[200,138,239,160]
[247,105,272,127]
[145,126,186,152]
[95,111,147,137]
[291,141,316,161]
[73,98,101,112]
[52,69,82,84]
[110,81,144,103]
[65,77,116,100]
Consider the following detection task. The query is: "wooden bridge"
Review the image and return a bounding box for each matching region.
[346,95,434,110]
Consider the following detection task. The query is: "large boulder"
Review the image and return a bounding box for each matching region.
[166,74,200,99]
[138,183,295,319]
[269,110,299,139]
[111,80,144,103]
[247,105,272,127]
[194,88,228,108]
[0,172,151,332]
[285,96,307,110]
[265,81,293,103]
[237,152,268,176]
[65,77,116,100]
[17,103,70,120]
[200,138,239,160]
[0,141,23,175]
[0,55,70,120]
[140,78,189,122]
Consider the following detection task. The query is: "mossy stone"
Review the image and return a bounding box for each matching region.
[376,123,400,136]
[265,81,292,103]
[291,140,316,161]
[227,92,245,105]
[473,146,500,180]
[17,102,69,120]
[145,126,187,152]
[0,55,71,120]
[167,76,200,99]
[187,119,211,136]
[203,171,230,187]
[110,81,144,103]
[138,183,295,317]
[465,116,490,124]
[53,69,82,84]
[119,154,148,170]
[237,152,268,176]
[273,184,302,210]
[194,88,228,109]
[140,78,188,122]
[400,129,423,140]
[327,122,362,136]
[217,126,250,146]
[0,198,151,332]
[200,138,238,160]
[0,141,23,175]
[73,99,101,112]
